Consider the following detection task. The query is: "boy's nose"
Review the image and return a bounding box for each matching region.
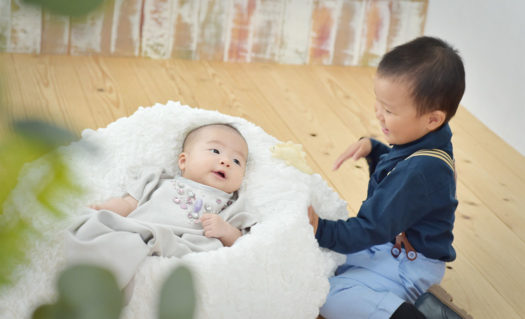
[220,160,230,168]
[375,106,384,121]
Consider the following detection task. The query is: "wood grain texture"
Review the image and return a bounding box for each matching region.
[2,53,524,319]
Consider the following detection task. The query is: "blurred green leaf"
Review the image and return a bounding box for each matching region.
[13,120,77,149]
[22,0,105,17]
[32,265,124,319]
[159,266,196,319]
[0,119,83,287]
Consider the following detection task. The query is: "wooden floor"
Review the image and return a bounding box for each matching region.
[2,53,525,318]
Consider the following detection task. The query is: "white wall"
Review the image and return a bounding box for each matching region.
[425,0,525,156]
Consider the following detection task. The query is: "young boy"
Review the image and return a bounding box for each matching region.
[66,124,257,289]
[308,36,466,318]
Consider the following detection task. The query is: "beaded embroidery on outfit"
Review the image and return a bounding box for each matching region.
[170,176,235,223]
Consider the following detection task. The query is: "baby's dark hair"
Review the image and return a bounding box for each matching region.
[377,36,465,123]
[182,123,247,151]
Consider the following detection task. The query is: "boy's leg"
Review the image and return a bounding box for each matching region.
[320,243,445,319]
[320,276,405,319]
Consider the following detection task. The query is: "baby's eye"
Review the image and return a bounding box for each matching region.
[233,159,241,166]
[210,148,220,154]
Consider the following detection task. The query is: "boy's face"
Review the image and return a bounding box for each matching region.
[178,125,248,193]
[373,76,438,145]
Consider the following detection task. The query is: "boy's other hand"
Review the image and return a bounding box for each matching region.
[332,138,372,170]
[308,206,319,234]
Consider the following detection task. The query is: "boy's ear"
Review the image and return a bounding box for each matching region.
[178,152,187,171]
[426,110,446,131]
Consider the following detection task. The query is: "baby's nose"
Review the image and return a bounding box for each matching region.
[220,160,230,167]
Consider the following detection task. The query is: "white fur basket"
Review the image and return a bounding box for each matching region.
[0,101,348,319]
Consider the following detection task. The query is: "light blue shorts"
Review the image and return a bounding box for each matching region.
[320,243,445,319]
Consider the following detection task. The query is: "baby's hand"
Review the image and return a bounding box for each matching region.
[332,138,372,170]
[200,214,230,238]
[200,213,241,246]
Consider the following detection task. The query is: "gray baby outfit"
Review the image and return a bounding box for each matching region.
[65,167,257,288]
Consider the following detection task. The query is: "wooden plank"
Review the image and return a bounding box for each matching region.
[357,0,391,66]
[70,4,107,55]
[454,107,525,182]
[451,180,525,316]
[41,11,69,55]
[225,0,256,62]
[8,0,41,54]
[141,0,174,58]
[309,0,340,65]
[450,123,525,243]
[249,0,283,63]
[0,0,10,52]
[110,0,143,56]
[386,0,427,51]
[171,0,200,59]
[332,0,365,66]
[195,0,229,61]
[277,0,313,64]
[441,255,521,319]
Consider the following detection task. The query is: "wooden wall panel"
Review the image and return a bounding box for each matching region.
[309,0,339,65]
[171,0,199,59]
[278,0,313,64]
[69,6,106,55]
[0,0,11,51]
[141,0,174,58]
[0,0,428,66]
[111,0,143,56]
[387,0,427,51]
[195,0,229,61]
[41,11,69,54]
[8,0,41,54]
[249,0,282,63]
[225,0,256,62]
[357,0,391,66]
[332,0,364,66]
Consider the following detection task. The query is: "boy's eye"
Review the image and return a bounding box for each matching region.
[210,148,220,154]
[233,159,241,166]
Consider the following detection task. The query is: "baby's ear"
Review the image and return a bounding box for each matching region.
[178,152,187,171]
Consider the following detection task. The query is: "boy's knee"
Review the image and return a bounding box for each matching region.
[320,286,358,319]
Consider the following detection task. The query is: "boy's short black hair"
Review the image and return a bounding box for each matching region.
[377,36,465,123]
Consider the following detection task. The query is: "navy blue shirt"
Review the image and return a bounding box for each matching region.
[315,124,457,261]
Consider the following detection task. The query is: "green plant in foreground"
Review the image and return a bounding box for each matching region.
[0,120,80,287]
[32,265,196,319]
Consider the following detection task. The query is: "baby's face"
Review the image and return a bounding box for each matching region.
[178,125,248,193]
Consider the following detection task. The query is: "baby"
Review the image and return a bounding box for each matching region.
[66,123,257,289]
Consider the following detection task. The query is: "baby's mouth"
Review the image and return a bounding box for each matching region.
[214,171,226,179]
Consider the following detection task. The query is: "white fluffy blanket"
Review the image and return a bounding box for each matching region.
[0,101,347,318]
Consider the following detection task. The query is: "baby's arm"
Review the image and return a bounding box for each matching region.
[89,195,138,217]
[200,214,242,247]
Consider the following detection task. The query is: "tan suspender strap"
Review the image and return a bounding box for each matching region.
[406,149,455,172]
